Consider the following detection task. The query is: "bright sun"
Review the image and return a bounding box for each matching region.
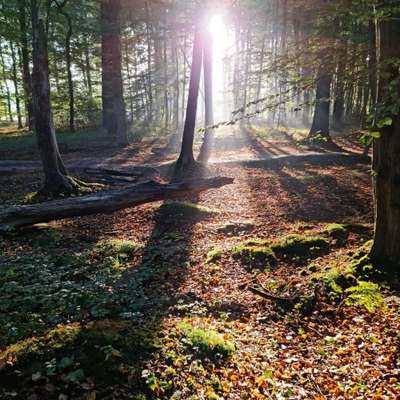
[208,15,228,43]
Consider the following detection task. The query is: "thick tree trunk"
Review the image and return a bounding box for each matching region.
[31,0,73,195]
[18,0,34,130]
[101,0,128,146]
[0,177,234,231]
[309,68,332,138]
[176,18,204,168]
[370,15,400,265]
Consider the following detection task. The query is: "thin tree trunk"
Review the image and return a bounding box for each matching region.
[10,41,23,129]
[18,0,34,130]
[176,18,204,168]
[198,25,214,162]
[0,42,13,123]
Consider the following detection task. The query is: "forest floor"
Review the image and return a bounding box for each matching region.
[1,125,399,400]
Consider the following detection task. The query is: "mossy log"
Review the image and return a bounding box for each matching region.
[0,177,234,232]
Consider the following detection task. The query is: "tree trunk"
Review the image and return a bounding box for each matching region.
[0,177,234,231]
[370,13,400,265]
[18,0,34,130]
[31,0,73,195]
[101,0,128,146]
[309,68,332,138]
[198,25,214,162]
[10,41,23,129]
[176,18,204,168]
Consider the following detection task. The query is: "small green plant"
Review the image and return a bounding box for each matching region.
[177,323,235,360]
[345,281,384,312]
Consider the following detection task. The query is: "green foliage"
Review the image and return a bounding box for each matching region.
[345,281,384,312]
[177,323,235,360]
[272,234,328,257]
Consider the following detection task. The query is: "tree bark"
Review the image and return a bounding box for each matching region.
[31,0,73,195]
[101,0,128,146]
[0,177,234,231]
[370,12,400,265]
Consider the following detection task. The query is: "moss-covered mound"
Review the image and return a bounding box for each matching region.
[272,234,329,257]
[230,245,277,270]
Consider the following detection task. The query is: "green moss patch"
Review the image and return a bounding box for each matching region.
[177,323,235,360]
[272,234,329,257]
[324,223,348,238]
[345,281,384,312]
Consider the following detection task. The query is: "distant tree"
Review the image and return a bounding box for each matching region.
[101,0,128,146]
[54,0,75,132]
[198,20,214,162]
[18,0,34,130]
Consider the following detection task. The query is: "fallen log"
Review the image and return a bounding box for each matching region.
[0,176,234,232]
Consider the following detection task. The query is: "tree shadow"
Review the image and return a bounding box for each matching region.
[245,163,372,224]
